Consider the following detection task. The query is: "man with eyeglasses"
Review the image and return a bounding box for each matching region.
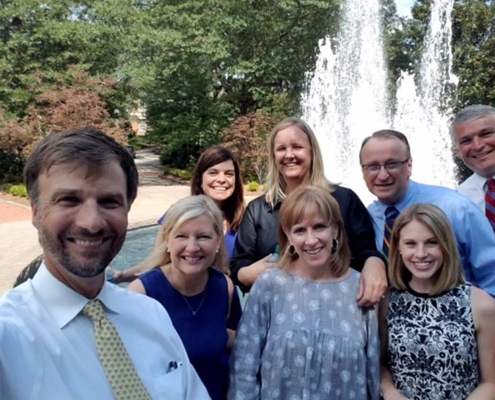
[359,129,495,297]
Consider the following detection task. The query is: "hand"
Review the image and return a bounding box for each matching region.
[111,269,125,284]
[237,254,275,288]
[112,268,137,284]
[357,256,388,307]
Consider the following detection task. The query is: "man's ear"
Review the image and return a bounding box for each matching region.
[31,201,40,230]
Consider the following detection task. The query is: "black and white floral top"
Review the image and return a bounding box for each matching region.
[387,284,479,400]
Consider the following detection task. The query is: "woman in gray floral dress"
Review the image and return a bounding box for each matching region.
[380,204,495,400]
[229,186,380,400]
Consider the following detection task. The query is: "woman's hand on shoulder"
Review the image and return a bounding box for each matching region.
[237,254,275,288]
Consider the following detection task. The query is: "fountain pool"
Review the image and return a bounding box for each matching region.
[109,225,159,273]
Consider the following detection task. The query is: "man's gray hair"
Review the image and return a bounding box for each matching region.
[450,105,495,142]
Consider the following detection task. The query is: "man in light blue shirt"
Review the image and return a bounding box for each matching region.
[360,129,495,297]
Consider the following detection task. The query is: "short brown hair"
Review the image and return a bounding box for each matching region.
[24,127,138,207]
[359,129,412,164]
[190,146,245,232]
[278,186,350,277]
[389,204,465,295]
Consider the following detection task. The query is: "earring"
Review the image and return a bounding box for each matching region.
[166,248,170,253]
[286,244,296,256]
[331,239,339,253]
[215,248,219,254]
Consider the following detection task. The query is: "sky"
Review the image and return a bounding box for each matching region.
[395,0,415,18]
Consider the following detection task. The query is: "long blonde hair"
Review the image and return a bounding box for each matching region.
[278,186,350,277]
[139,195,229,273]
[265,117,332,208]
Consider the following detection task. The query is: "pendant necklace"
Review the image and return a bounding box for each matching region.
[181,285,208,316]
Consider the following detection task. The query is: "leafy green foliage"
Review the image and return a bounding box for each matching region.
[451,0,495,109]
[0,68,130,162]
[247,181,260,192]
[222,111,279,183]
[7,184,28,198]
[139,0,340,167]
[128,135,152,150]
[163,168,192,181]
[0,0,139,118]
[0,149,24,182]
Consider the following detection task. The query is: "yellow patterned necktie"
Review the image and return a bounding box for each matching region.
[83,300,152,400]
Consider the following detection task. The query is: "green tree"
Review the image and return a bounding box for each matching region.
[0,0,139,118]
[221,112,280,183]
[0,67,130,162]
[451,0,495,109]
[139,0,341,167]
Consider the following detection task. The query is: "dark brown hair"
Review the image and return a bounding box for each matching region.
[24,127,138,207]
[190,146,245,232]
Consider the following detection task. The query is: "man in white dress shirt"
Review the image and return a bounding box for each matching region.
[0,127,210,399]
[452,105,495,230]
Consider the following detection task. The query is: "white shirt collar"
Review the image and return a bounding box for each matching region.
[469,173,492,190]
[31,262,120,329]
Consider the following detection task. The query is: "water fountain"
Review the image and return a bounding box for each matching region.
[394,0,457,188]
[302,0,457,205]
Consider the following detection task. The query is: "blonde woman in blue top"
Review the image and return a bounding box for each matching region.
[130,195,242,399]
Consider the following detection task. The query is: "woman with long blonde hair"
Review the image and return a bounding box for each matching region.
[129,195,242,400]
[230,116,386,306]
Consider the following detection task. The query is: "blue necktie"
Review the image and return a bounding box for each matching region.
[383,206,400,260]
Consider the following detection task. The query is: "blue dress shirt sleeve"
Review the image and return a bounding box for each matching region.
[449,199,495,298]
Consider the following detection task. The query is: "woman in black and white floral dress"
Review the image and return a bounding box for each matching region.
[379,204,495,400]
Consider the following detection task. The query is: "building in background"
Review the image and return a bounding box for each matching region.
[130,102,147,136]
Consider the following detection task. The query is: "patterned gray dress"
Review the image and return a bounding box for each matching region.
[229,268,380,400]
[387,284,479,400]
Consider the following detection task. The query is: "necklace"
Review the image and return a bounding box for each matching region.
[181,285,208,316]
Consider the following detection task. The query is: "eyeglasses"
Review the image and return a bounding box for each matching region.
[361,159,409,173]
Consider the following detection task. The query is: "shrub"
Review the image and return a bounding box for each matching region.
[2,183,13,191]
[248,181,260,192]
[222,112,280,183]
[0,150,24,182]
[164,168,192,181]
[128,134,153,150]
[8,184,28,198]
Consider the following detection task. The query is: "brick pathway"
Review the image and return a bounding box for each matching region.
[0,200,31,223]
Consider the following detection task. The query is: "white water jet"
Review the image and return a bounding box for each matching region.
[302,0,389,205]
[303,0,458,205]
[393,0,457,187]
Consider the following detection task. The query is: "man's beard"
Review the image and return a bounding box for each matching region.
[38,224,124,278]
